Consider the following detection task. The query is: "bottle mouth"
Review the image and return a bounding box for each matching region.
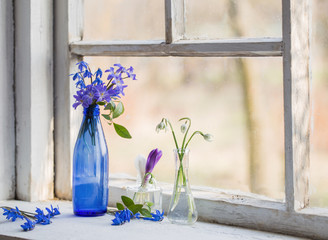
[83,104,100,116]
[174,148,190,154]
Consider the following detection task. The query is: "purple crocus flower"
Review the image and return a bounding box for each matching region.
[145,148,162,174]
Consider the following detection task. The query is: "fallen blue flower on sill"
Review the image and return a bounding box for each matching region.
[111,209,133,225]
[21,217,36,231]
[142,210,164,222]
[1,205,60,231]
[111,209,164,226]
[1,207,24,222]
[35,208,52,225]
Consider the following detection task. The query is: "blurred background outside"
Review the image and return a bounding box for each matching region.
[82,0,328,207]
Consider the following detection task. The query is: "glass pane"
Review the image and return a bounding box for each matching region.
[185,0,282,39]
[83,0,165,41]
[82,56,284,200]
[310,0,328,207]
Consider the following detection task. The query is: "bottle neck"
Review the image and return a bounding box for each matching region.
[83,104,100,117]
[174,148,190,170]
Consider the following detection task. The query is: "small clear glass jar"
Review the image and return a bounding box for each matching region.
[127,180,162,213]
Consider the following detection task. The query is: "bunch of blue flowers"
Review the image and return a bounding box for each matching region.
[71,61,137,139]
[1,205,60,231]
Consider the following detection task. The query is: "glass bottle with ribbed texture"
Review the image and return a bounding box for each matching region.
[72,104,109,216]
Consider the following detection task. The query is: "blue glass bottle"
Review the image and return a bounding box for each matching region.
[73,104,109,216]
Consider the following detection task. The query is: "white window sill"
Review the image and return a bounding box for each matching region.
[0,200,306,240]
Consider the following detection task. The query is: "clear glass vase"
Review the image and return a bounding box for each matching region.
[167,148,198,224]
[127,180,162,213]
[72,105,109,216]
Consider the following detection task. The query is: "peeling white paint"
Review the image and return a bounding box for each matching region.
[0,0,15,200]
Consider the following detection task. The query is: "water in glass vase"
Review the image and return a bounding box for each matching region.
[167,149,198,224]
[127,183,162,212]
[73,105,109,216]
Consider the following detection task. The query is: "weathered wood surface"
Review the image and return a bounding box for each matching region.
[70,38,283,57]
[165,0,185,43]
[283,0,311,211]
[0,0,15,200]
[15,0,54,201]
[0,200,307,240]
[108,178,327,240]
[54,0,83,200]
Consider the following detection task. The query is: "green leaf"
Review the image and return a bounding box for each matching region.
[139,208,152,218]
[116,203,125,211]
[113,123,132,139]
[96,101,105,106]
[105,101,115,111]
[145,201,154,207]
[121,196,134,207]
[112,102,124,119]
[101,114,111,121]
[128,204,143,215]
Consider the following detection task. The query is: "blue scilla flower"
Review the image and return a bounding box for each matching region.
[21,217,36,231]
[105,67,124,85]
[83,69,93,79]
[116,84,128,96]
[111,209,133,226]
[2,207,24,222]
[47,205,60,216]
[83,85,97,105]
[76,61,89,72]
[70,72,82,81]
[73,90,85,109]
[75,79,86,89]
[125,66,137,80]
[35,208,51,225]
[94,84,117,102]
[92,77,103,86]
[114,63,124,73]
[94,68,103,78]
[143,210,164,222]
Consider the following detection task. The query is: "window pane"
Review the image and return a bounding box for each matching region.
[83,56,284,200]
[83,0,165,41]
[310,0,328,207]
[185,0,281,39]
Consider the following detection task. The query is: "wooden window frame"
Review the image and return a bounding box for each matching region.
[54,0,327,239]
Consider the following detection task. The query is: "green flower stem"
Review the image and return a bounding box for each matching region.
[106,81,114,89]
[184,131,204,150]
[87,65,93,84]
[141,172,154,188]
[180,118,191,150]
[167,120,180,151]
[0,207,36,220]
[78,72,86,86]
